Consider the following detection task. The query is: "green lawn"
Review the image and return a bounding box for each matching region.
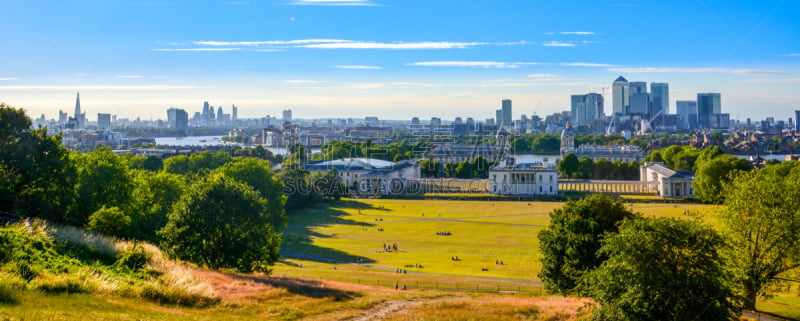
[277,199,721,287]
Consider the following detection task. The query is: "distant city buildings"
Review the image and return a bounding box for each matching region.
[570,93,604,126]
[283,109,293,123]
[167,108,189,136]
[97,113,111,130]
[612,76,629,115]
[496,99,512,127]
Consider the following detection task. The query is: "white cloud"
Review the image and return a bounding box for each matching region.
[285,80,333,84]
[152,48,241,52]
[560,31,596,35]
[561,62,617,67]
[0,77,16,81]
[194,39,350,46]
[0,85,196,91]
[289,0,379,6]
[527,73,561,80]
[787,53,800,57]
[334,65,383,70]
[608,67,790,75]
[115,75,144,79]
[542,41,575,47]
[408,61,541,68]
[301,41,487,50]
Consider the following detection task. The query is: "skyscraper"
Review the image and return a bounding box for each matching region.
[795,110,800,131]
[629,82,647,95]
[650,83,669,116]
[676,100,697,128]
[97,113,111,130]
[283,109,292,122]
[167,108,189,136]
[73,92,85,129]
[630,93,650,115]
[232,104,238,121]
[612,76,629,115]
[501,99,512,126]
[697,93,721,114]
[570,93,603,125]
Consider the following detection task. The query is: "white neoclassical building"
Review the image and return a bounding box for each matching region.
[489,159,559,195]
[640,162,695,198]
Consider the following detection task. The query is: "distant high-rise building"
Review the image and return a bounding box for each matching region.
[612,76,629,115]
[97,113,111,130]
[411,117,420,125]
[283,109,292,122]
[697,93,723,129]
[501,99,512,127]
[232,104,238,121]
[217,107,224,122]
[676,100,697,128]
[73,92,85,129]
[630,93,650,115]
[629,82,647,95]
[495,109,503,125]
[570,93,604,125]
[58,110,68,125]
[167,108,189,136]
[365,116,379,126]
[430,117,442,125]
[795,110,800,131]
[697,93,721,114]
[74,92,81,121]
[650,82,669,116]
[454,117,463,125]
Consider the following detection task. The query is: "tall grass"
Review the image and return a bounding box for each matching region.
[4,219,219,307]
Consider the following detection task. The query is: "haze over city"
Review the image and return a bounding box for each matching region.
[1,0,798,121]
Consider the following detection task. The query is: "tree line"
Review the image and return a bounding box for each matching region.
[538,161,800,319]
[0,104,345,273]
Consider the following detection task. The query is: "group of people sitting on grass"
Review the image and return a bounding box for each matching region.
[436,231,452,236]
[383,243,398,252]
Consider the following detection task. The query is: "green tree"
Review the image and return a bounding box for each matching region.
[419,159,443,178]
[69,148,134,226]
[577,157,594,179]
[87,206,131,237]
[216,158,286,229]
[586,217,737,321]
[0,104,76,222]
[310,169,347,201]
[278,167,318,211]
[128,170,186,242]
[163,155,192,175]
[721,167,800,310]
[142,156,164,172]
[557,152,580,178]
[471,156,491,178]
[693,154,752,203]
[159,174,281,273]
[537,194,637,294]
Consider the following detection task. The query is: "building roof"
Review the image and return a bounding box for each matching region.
[614,76,628,82]
[642,162,695,180]
[425,144,499,158]
[575,144,644,157]
[491,162,557,171]
[302,158,415,173]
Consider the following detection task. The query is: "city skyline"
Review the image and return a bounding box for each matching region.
[1,0,798,121]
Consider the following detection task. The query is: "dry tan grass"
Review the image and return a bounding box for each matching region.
[382,295,593,321]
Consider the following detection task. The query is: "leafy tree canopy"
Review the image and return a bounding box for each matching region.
[538,194,637,294]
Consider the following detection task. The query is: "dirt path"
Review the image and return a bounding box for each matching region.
[344,297,452,321]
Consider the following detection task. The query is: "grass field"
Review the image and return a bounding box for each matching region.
[276,199,721,289]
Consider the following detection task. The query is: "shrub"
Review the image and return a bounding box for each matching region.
[86,206,131,238]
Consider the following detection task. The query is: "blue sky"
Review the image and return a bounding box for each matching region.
[1,0,798,122]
